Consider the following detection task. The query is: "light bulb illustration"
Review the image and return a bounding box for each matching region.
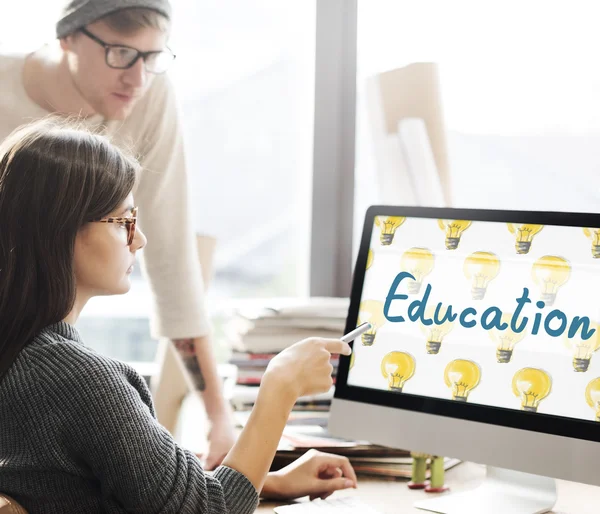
[531,256,571,307]
[438,219,472,250]
[401,247,435,294]
[366,249,374,271]
[583,228,600,258]
[381,351,416,392]
[358,300,386,346]
[489,313,527,363]
[512,368,552,413]
[463,251,500,300]
[349,349,355,370]
[585,378,600,422]
[563,322,600,372]
[444,359,481,402]
[375,216,406,245]
[419,306,455,354]
[507,223,544,254]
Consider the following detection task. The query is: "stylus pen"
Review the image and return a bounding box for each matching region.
[340,322,373,343]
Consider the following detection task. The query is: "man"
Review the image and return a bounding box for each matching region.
[0,0,235,469]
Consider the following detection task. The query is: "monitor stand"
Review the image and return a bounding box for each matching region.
[413,466,557,514]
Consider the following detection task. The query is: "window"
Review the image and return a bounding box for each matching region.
[354,1,600,243]
[169,0,315,302]
[2,1,315,362]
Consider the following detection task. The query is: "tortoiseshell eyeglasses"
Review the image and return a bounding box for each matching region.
[95,206,138,246]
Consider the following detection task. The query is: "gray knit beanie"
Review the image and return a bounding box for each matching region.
[56,0,172,38]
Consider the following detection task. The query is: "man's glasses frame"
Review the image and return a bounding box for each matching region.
[96,206,138,246]
[80,27,176,74]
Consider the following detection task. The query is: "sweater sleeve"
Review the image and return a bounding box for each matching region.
[52,350,258,514]
[132,74,211,340]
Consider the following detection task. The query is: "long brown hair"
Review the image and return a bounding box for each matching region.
[0,117,139,380]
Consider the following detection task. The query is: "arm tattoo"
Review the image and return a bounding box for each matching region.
[173,338,206,391]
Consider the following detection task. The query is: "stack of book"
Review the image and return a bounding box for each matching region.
[233,410,461,479]
[225,296,349,354]
[224,297,348,410]
[230,352,341,389]
[229,383,336,412]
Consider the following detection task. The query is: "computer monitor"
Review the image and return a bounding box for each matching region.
[329,206,600,514]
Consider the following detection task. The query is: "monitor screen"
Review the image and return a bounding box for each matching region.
[339,207,600,440]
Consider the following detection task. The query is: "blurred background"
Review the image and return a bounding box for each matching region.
[3,0,599,366]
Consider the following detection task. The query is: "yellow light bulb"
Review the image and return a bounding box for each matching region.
[438,219,472,250]
[419,306,455,354]
[512,368,552,413]
[488,313,527,363]
[585,378,600,422]
[349,350,355,370]
[562,322,600,372]
[358,300,386,346]
[401,247,435,295]
[366,249,374,271]
[507,223,544,254]
[444,359,481,402]
[381,351,416,392]
[531,256,571,307]
[375,216,406,245]
[583,227,600,258]
[463,251,501,300]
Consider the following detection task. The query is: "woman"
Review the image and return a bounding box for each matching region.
[0,118,357,513]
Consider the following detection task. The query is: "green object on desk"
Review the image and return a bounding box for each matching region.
[408,451,429,489]
[412,456,427,483]
[429,456,444,488]
[425,455,449,493]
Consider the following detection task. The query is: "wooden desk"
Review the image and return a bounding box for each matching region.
[257,462,600,513]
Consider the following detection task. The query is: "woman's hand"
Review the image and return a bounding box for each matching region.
[261,449,358,501]
[263,338,352,402]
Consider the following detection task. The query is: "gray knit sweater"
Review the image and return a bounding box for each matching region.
[0,322,259,513]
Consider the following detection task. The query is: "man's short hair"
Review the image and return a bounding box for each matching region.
[100,7,170,34]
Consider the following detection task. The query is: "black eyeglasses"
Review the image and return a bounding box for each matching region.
[80,27,176,74]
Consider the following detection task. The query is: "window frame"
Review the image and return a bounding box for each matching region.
[310,0,358,298]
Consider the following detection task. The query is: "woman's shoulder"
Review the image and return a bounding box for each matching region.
[23,326,146,390]
[16,327,155,415]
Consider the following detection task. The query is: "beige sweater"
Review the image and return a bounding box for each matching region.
[0,50,210,340]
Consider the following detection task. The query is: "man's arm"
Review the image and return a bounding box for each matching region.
[173,335,236,470]
[172,337,206,391]
[173,335,231,420]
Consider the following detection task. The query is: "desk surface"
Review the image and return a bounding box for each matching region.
[256,462,600,513]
